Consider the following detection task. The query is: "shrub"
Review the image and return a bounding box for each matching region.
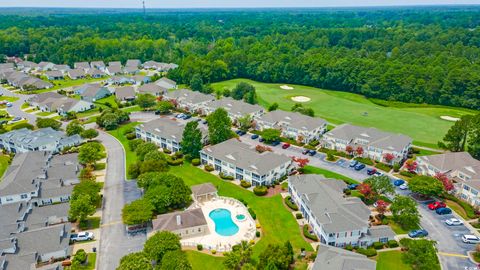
[372,242,384,250]
[345,245,354,251]
[442,193,478,219]
[197,244,203,251]
[256,231,260,237]
[125,132,136,140]
[357,248,377,257]
[219,172,234,180]
[400,171,416,178]
[354,157,374,166]
[238,198,248,207]
[387,240,399,248]
[303,225,318,241]
[344,189,351,195]
[204,165,214,172]
[327,153,336,161]
[240,180,252,188]
[296,213,303,219]
[94,163,106,170]
[253,186,268,196]
[191,158,201,166]
[73,249,87,264]
[211,250,216,254]
[375,162,392,172]
[174,151,183,158]
[309,140,319,147]
[304,144,316,150]
[163,148,172,154]
[393,163,401,172]
[248,208,256,220]
[128,139,143,151]
[285,196,299,211]
[166,157,183,166]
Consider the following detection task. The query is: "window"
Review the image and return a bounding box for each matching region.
[464,185,471,191]
[379,237,388,243]
[20,194,28,199]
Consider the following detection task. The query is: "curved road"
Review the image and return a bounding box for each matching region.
[95,130,145,270]
[0,86,37,124]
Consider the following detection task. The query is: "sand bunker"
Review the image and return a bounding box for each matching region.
[280,85,294,90]
[291,96,311,102]
[440,116,460,122]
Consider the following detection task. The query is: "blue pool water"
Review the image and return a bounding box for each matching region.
[236,214,246,221]
[209,208,239,236]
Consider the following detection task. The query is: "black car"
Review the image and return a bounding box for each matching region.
[354,163,366,171]
[270,141,280,146]
[259,137,265,142]
[308,150,317,156]
[251,134,259,140]
[367,168,377,175]
[235,130,246,136]
[302,149,310,155]
[183,114,192,120]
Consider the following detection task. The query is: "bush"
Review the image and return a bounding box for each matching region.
[253,186,268,196]
[219,172,234,180]
[197,244,203,251]
[387,240,399,248]
[393,163,401,172]
[309,140,320,147]
[354,157,374,166]
[238,198,248,207]
[357,248,377,257]
[166,157,183,166]
[240,180,252,188]
[174,151,183,158]
[285,196,299,211]
[372,242,384,250]
[303,224,318,241]
[248,208,256,220]
[191,158,201,166]
[94,163,106,170]
[400,171,416,178]
[296,213,303,219]
[442,193,478,219]
[344,189,351,195]
[256,231,260,237]
[125,132,136,140]
[204,165,214,172]
[375,162,393,172]
[304,144,316,150]
[128,139,143,151]
[163,148,172,154]
[211,250,216,254]
[345,244,353,251]
[73,249,87,264]
[327,153,336,161]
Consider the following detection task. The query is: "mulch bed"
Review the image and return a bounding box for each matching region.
[265,185,284,197]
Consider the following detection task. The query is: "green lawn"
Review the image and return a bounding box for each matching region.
[0,96,19,102]
[302,165,358,184]
[36,111,55,117]
[22,77,105,94]
[66,253,97,270]
[94,95,119,109]
[211,79,475,148]
[376,250,412,270]
[0,155,11,180]
[186,251,225,270]
[170,164,313,258]
[386,216,416,235]
[107,122,139,178]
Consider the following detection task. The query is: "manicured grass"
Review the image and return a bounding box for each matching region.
[0,154,11,180]
[79,216,101,230]
[107,122,139,178]
[66,253,97,270]
[169,163,313,257]
[445,200,468,220]
[36,111,55,117]
[376,250,412,270]
[22,77,105,94]
[21,102,30,109]
[386,216,416,235]
[186,250,225,270]
[302,165,359,184]
[211,79,475,148]
[94,95,118,109]
[0,96,19,102]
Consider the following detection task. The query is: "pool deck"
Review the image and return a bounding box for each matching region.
[181,197,256,252]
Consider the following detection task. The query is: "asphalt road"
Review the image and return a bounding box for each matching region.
[0,86,37,124]
[239,135,478,270]
[96,131,145,270]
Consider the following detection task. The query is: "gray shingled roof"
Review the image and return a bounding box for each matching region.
[258,110,327,131]
[313,244,376,270]
[138,83,166,95]
[205,97,264,116]
[115,86,136,100]
[74,62,90,69]
[417,152,480,178]
[15,223,71,257]
[202,138,291,175]
[106,65,122,74]
[125,59,141,67]
[25,203,70,230]
[90,61,105,69]
[68,68,86,78]
[191,183,217,197]
[289,174,370,233]
[45,71,63,78]
[325,124,412,153]
[165,89,215,105]
[0,128,81,153]
[152,208,207,231]
[137,117,207,142]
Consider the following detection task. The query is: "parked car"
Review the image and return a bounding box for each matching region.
[367,168,377,175]
[308,150,317,156]
[235,130,246,136]
[399,183,408,190]
[202,119,208,124]
[374,171,384,176]
[462,234,480,244]
[282,143,291,149]
[393,179,405,186]
[302,149,310,155]
[354,163,365,171]
[428,201,446,210]
[348,184,359,190]
[251,134,259,140]
[70,232,94,242]
[349,160,358,167]
[6,102,12,107]
[259,137,265,142]
[445,218,463,226]
[436,207,452,215]
[183,114,192,120]
[408,229,428,238]
[270,141,281,146]
[176,113,185,118]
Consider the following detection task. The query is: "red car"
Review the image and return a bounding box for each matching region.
[428,201,446,210]
[282,143,291,149]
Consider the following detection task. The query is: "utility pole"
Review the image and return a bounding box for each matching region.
[142,0,146,18]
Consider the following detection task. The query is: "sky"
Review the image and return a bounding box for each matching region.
[0,0,479,8]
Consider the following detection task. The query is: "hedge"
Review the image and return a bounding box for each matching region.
[197,244,203,251]
[442,193,478,219]
[296,213,303,219]
[387,240,399,248]
[303,225,318,241]
[204,165,214,172]
[219,172,234,180]
[163,148,172,154]
[248,208,256,220]
[400,171,416,178]
[240,180,252,188]
[375,162,392,172]
[357,248,377,257]
[253,186,268,196]
[372,242,384,250]
[318,147,348,158]
[354,157,375,166]
[191,159,201,166]
[125,132,136,140]
[256,231,260,237]
[166,157,183,166]
[285,196,299,211]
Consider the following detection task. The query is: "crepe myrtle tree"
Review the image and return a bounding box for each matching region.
[355,146,364,157]
[383,153,395,164]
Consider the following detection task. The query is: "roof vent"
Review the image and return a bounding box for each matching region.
[226,154,235,160]
[176,215,182,225]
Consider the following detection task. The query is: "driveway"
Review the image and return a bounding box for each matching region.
[96,131,145,270]
[0,86,37,124]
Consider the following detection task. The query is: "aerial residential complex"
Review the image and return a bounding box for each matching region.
[163,89,215,113]
[28,92,94,115]
[0,128,82,153]
[201,97,265,121]
[200,138,293,185]
[288,174,395,248]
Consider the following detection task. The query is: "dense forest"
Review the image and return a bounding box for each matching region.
[1,7,480,109]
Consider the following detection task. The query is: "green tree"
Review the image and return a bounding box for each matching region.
[122,198,154,225]
[409,175,445,197]
[66,120,84,136]
[72,180,102,206]
[207,108,233,144]
[364,175,395,196]
[180,121,203,159]
[135,142,158,161]
[261,128,281,143]
[156,100,174,114]
[268,102,279,111]
[390,195,421,230]
[69,194,96,222]
[257,243,292,270]
[231,82,255,101]
[400,239,440,270]
[439,114,473,152]
[144,231,181,263]
[160,250,192,270]
[136,93,157,109]
[78,142,104,165]
[80,128,99,140]
[118,251,153,270]
[223,241,253,270]
[237,114,252,132]
[291,103,314,117]
[145,185,171,213]
[36,118,61,130]
[190,73,203,92]
[140,159,169,174]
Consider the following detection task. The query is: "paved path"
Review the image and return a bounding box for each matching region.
[96,131,145,270]
[0,86,37,124]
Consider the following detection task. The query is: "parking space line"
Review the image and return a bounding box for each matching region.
[438,252,469,258]
[101,220,123,227]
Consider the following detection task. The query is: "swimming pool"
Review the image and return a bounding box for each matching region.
[209,208,239,236]
[236,214,246,221]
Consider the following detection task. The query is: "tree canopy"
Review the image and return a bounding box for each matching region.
[207,108,233,144]
[409,175,445,197]
[180,121,203,159]
[144,231,181,263]
[122,198,154,225]
[390,195,421,230]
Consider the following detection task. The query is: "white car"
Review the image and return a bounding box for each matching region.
[445,218,463,226]
[399,183,408,190]
[462,234,480,244]
[70,231,94,242]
